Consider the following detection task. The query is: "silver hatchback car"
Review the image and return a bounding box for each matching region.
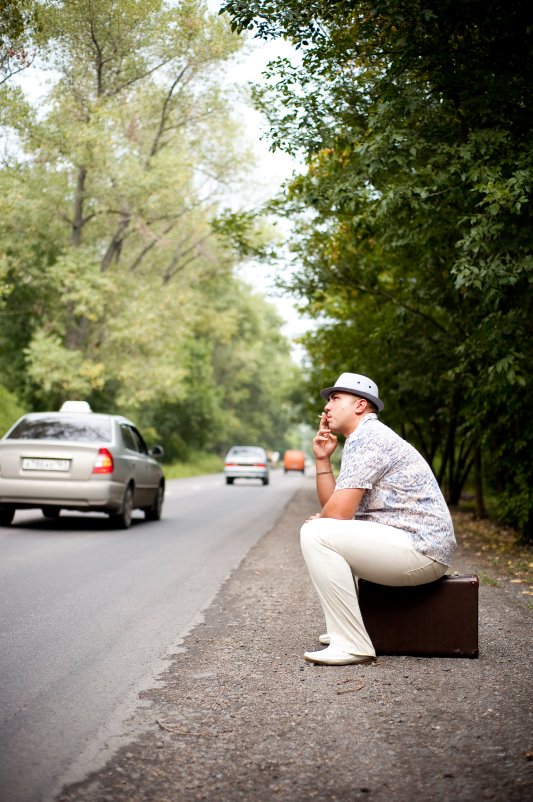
[0,402,165,528]
[223,445,270,486]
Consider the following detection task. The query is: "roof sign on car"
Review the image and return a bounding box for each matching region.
[59,401,93,413]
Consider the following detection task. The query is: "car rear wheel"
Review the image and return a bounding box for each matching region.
[262,477,269,485]
[0,505,15,526]
[226,477,234,485]
[144,483,164,521]
[110,485,134,529]
[42,506,61,519]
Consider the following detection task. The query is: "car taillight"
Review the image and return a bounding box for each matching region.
[225,462,236,467]
[255,463,266,468]
[93,448,114,474]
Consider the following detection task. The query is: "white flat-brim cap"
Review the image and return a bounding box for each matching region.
[320,372,384,411]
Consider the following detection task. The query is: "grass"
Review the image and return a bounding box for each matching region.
[451,508,533,606]
[479,572,500,587]
[162,453,224,479]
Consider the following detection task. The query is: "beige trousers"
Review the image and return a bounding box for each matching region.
[300,518,448,657]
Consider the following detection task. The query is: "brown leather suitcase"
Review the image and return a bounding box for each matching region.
[359,575,479,658]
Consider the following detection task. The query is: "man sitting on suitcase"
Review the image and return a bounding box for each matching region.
[301,372,456,665]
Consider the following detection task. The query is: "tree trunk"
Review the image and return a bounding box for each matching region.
[66,166,88,350]
[72,166,87,248]
[474,445,487,518]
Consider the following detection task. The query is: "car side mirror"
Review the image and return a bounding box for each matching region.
[149,445,164,459]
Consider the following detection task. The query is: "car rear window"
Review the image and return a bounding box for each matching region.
[7,415,112,442]
[229,447,266,458]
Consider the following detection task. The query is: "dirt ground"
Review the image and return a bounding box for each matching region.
[57,485,533,802]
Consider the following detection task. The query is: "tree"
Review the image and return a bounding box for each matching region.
[0,0,239,401]
[221,0,533,536]
[0,0,41,86]
[0,384,24,435]
[144,282,303,459]
[0,0,303,451]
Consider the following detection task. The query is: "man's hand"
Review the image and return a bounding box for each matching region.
[312,412,338,460]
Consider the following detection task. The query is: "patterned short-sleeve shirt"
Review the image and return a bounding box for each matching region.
[335,414,456,565]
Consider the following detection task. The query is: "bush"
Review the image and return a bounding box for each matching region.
[163,452,224,479]
[0,385,24,436]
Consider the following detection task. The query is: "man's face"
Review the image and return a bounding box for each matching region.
[324,392,365,436]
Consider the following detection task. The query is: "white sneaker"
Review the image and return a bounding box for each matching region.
[304,646,375,666]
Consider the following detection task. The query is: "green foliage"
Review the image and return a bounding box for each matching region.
[0,0,303,452]
[0,0,42,85]
[163,452,225,479]
[116,284,304,460]
[222,0,533,538]
[211,209,276,261]
[0,384,24,436]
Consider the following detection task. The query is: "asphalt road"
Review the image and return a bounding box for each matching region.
[0,470,306,802]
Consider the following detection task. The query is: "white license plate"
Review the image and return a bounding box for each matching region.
[22,458,71,472]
